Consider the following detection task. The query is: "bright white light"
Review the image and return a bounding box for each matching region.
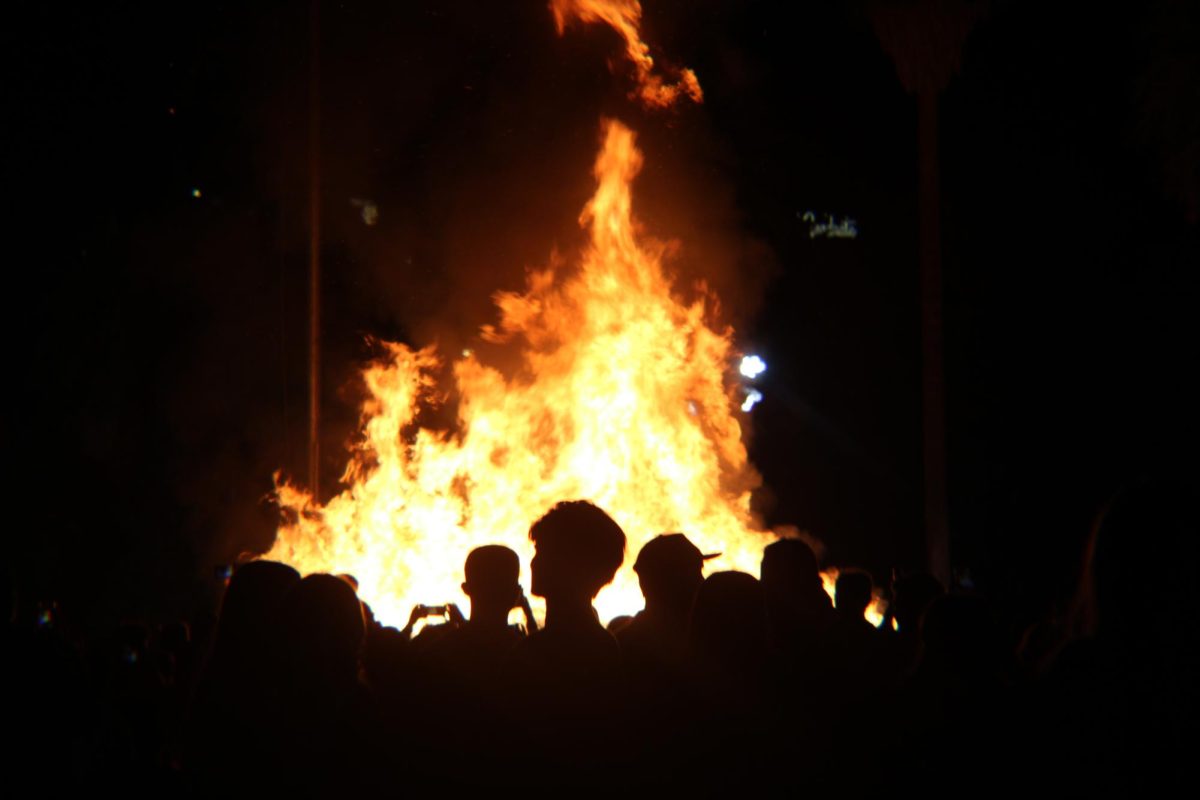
[739,355,767,379]
[741,389,763,412]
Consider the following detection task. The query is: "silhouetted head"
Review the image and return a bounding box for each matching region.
[633,533,713,615]
[462,544,521,618]
[690,571,768,675]
[211,560,301,664]
[277,574,366,688]
[529,501,625,602]
[760,538,827,613]
[835,569,873,618]
[893,572,945,635]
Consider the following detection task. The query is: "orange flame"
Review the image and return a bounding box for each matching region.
[821,568,890,628]
[266,119,768,626]
[551,0,703,109]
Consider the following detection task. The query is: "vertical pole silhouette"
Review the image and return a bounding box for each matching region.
[308,0,321,500]
[917,87,948,586]
[870,0,986,587]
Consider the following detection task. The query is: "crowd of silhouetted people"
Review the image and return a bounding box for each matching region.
[3,481,1196,794]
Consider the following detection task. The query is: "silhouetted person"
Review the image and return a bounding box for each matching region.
[816,568,891,787]
[504,500,626,788]
[685,571,773,789]
[411,544,527,647]
[887,570,944,681]
[276,574,364,694]
[828,568,886,687]
[616,533,713,782]
[618,533,713,677]
[831,569,885,670]
[892,571,944,637]
[264,573,384,792]
[690,570,770,688]
[889,594,1014,790]
[187,560,300,787]
[758,538,836,707]
[196,561,300,693]
[756,540,844,784]
[441,544,532,637]
[410,545,533,786]
[761,538,836,647]
[1035,480,1200,792]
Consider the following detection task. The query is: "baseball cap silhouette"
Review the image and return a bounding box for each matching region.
[633,533,719,576]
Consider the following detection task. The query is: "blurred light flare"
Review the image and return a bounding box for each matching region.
[739,355,766,379]
[350,197,379,226]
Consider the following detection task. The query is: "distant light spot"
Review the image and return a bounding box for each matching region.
[461,348,474,358]
[741,389,763,412]
[739,355,767,379]
[191,188,202,198]
[350,197,379,226]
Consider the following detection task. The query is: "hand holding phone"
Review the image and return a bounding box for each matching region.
[517,591,538,633]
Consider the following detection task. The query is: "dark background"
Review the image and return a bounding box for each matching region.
[4,0,1196,630]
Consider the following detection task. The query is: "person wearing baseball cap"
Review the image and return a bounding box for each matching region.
[617,533,719,674]
[618,533,718,777]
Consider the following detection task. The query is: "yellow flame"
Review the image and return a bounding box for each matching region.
[821,568,890,628]
[551,0,703,109]
[266,119,769,626]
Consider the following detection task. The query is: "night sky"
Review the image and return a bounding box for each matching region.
[5,1,1197,630]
